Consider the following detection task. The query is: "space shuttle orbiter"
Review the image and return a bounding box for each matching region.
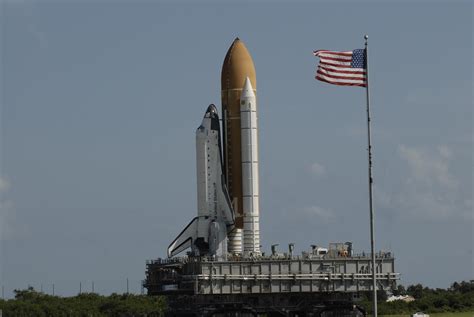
[167,104,235,259]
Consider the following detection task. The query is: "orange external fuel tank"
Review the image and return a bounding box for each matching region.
[221,38,257,232]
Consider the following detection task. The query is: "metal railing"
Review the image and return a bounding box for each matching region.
[146,251,395,265]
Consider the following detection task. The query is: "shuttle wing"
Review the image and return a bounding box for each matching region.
[167,217,198,258]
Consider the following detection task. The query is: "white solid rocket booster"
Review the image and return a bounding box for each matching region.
[240,77,260,255]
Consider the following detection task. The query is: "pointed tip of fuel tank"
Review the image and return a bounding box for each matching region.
[221,38,256,91]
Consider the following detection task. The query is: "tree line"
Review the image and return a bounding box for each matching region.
[0,280,472,316]
[359,281,474,315]
[0,288,166,316]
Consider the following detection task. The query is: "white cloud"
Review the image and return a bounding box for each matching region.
[0,177,10,193]
[0,177,26,241]
[0,177,12,241]
[462,199,473,220]
[309,162,326,176]
[389,144,469,219]
[0,200,16,239]
[303,205,334,222]
[6,0,48,48]
[375,186,392,208]
[398,144,458,189]
[437,145,453,160]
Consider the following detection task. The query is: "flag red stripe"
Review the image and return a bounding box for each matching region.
[314,50,352,57]
[318,60,351,67]
[317,69,366,81]
[317,71,366,84]
[319,63,367,73]
[317,52,353,60]
[316,75,366,87]
[319,56,353,62]
[319,62,360,70]
[319,65,366,75]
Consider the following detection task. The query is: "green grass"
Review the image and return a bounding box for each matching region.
[381,313,474,317]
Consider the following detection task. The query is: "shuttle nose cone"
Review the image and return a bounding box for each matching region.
[221,38,256,90]
[204,104,220,131]
[206,104,218,114]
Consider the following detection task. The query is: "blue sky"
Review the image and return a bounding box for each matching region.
[0,1,472,298]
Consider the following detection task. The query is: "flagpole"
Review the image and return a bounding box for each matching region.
[364,34,378,317]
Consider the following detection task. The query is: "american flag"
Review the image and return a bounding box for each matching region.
[313,49,367,87]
